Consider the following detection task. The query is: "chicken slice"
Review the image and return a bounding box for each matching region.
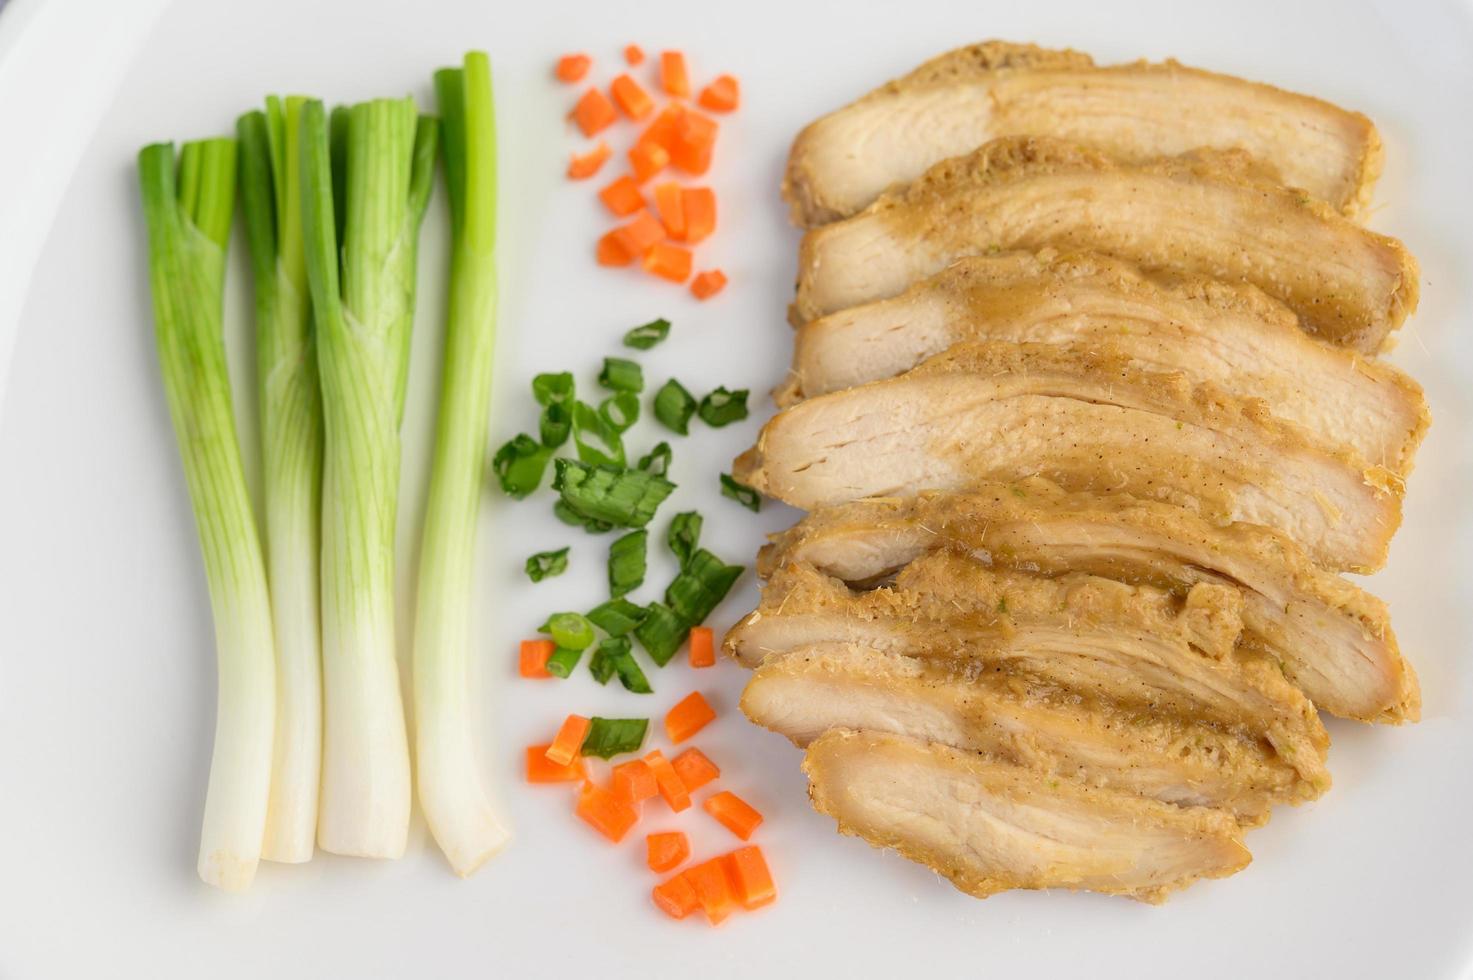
[803,729,1252,903]
[726,555,1329,782]
[735,342,1401,573]
[757,480,1417,724]
[741,642,1324,823]
[792,137,1417,354]
[781,250,1427,475]
[784,40,1381,225]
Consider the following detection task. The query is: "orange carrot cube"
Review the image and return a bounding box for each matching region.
[671,747,720,793]
[691,269,728,301]
[610,73,655,121]
[698,74,740,112]
[612,209,666,259]
[643,242,692,283]
[545,714,590,767]
[705,790,763,840]
[624,44,645,66]
[680,187,716,243]
[659,51,690,98]
[612,758,658,804]
[571,87,617,137]
[555,54,591,83]
[644,749,691,812]
[519,639,555,678]
[598,175,646,217]
[688,625,716,667]
[652,872,699,919]
[525,744,587,783]
[646,831,691,873]
[575,780,640,843]
[725,846,776,909]
[665,690,716,743]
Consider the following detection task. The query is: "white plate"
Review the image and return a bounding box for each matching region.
[3,0,1473,976]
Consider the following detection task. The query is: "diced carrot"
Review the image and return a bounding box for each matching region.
[652,872,700,919]
[652,182,686,239]
[546,713,590,767]
[629,141,670,183]
[638,104,685,154]
[519,638,555,678]
[665,690,716,743]
[643,242,692,283]
[681,186,716,243]
[610,73,655,121]
[575,780,640,843]
[612,209,666,260]
[646,831,691,873]
[698,74,740,113]
[596,230,632,267]
[659,51,690,98]
[688,625,716,667]
[644,749,691,812]
[704,790,763,841]
[624,44,645,66]
[571,87,618,137]
[525,744,587,783]
[724,846,776,909]
[612,758,658,804]
[691,269,728,301]
[555,53,591,83]
[671,747,719,793]
[685,857,738,924]
[669,111,717,175]
[598,175,646,217]
[567,141,612,180]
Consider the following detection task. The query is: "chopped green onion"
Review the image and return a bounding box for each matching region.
[545,645,585,678]
[587,598,649,636]
[554,498,613,534]
[667,548,745,627]
[720,473,762,512]
[697,386,749,427]
[572,400,625,467]
[524,547,569,582]
[546,611,595,650]
[598,392,640,434]
[623,317,671,350]
[539,401,572,448]
[532,371,574,406]
[533,372,575,447]
[598,357,644,393]
[608,530,647,598]
[588,642,619,684]
[553,459,675,529]
[492,434,552,498]
[653,379,697,435]
[586,637,652,693]
[580,717,650,759]
[667,511,703,567]
[633,601,687,667]
[637,441,672,477]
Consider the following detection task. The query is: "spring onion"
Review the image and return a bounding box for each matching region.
[611,646,653,694]
[587,598,648,637]
[138,138,276,891]
[581,717,650,759]
[546,611,596,650]
[653,379,696,435]
[598,357,644,393]
[667,548,745,627]
[637,441,672,477]
[720,472,762,512]
[633,601,686,667]
[554,498,613,534]
[493,434,553,497]
[588,642,620,684]
[237,99,325,865]
[622,317,670,349]
[545,645,585,678]
[532,371,574,406]
[525,547,570,582]
[667,511,702,566]
[572,401,625,467]
[553,459,675,529]
[697,386,749,427]
[411,52,513,876]
[599,392,640,434]
[301,92,435,858]
[608,529,647,598]
[533,372,574,447]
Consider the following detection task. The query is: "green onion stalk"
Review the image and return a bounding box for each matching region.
[137,138,276,890]
[236,98,325,863]
[413,51,512,875]
[300,97,437,858]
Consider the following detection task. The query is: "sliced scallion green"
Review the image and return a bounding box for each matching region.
[532,371,574,406]
[653,379,696,435]
[524,547,569,582]
[697,386,749,427]
[544,645,584,678]
[540,401,572,448]
[553,459,675,529]
[608,529,647,598]
[667,511,702,567]
[720,473,762,512]
[572,400,625,467]
[492,434,552,498]
[598,392,640,434]
[545,611,595,650]
[553,498,613,534]
[587,598,648,636]
[667,548,745,628]
[637,441,672,477]
[633,601,687,667]
[588,642,619,685]
[533,372,575,447]
[598,357,644,393]
[580,717,650,759]
[623,317,670,350]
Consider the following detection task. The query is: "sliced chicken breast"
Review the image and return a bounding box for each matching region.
[757,480,1416,723]
[803,729,1252,903]
[792,137,1418,353]
[726,555,1329,782]
[784,40,1380,225]
[741,642,1324,823]
[781,251,1427,475]
[735,342,1401,573]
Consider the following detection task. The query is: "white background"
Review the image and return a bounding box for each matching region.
[2,0,1472,977]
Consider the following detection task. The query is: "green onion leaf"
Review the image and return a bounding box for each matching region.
[587,637,652,693]
[637,441,672,477]
[623,317,671,350]
[553,459,675,529]
[545,645,584,678]
[653,379,697,435]
[608,529,647,598]
[598,357,644,393]
[545,612,595,650]
[668,511,703,567]
[532,371,574,407]
[553,498,613,534]
[572,400,625,467]
[540,401,572,448]
[588,642,619,684]
[587,598,649,636]
[580,717,650,759]
[524,547,569,582]
[534,372,575,447]
[633,601,687,667]
[720,473,762,512]
[697,386,749,427]
[666,548,745,627]
[492,434,552,498]
[598,392,640,434]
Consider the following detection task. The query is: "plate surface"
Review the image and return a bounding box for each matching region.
[3,0,1473,977]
